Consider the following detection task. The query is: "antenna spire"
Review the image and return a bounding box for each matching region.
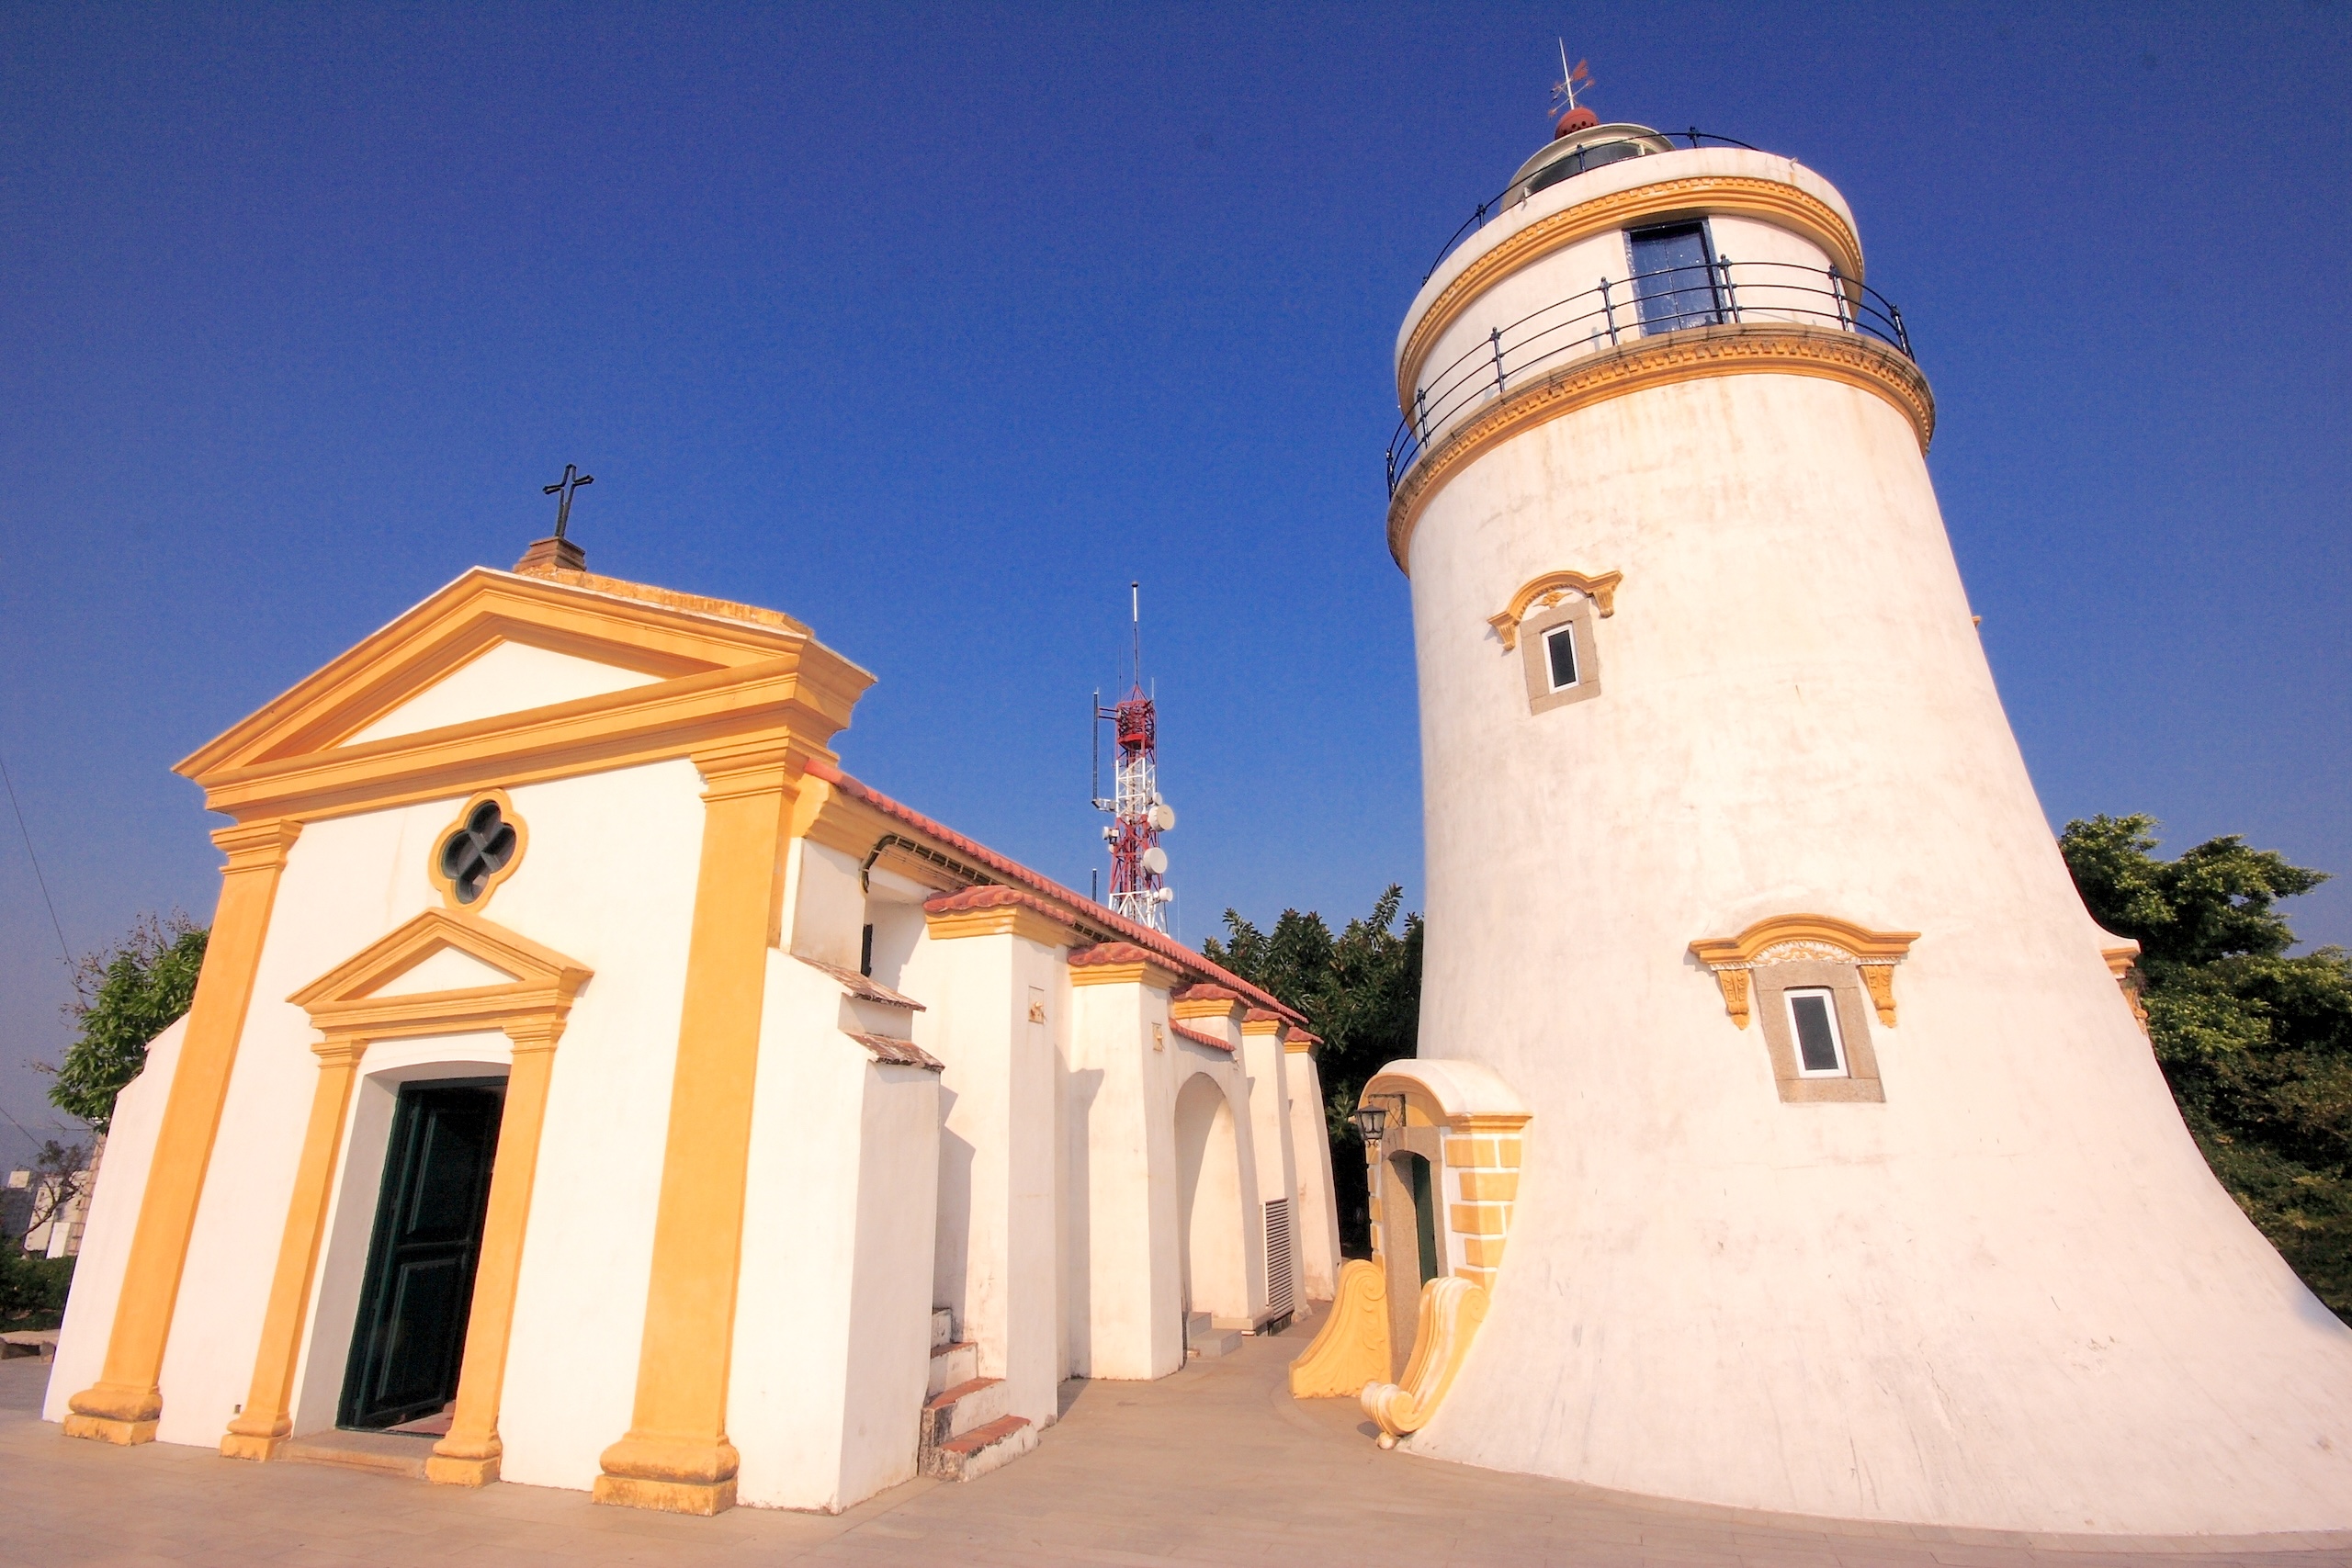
[1092,582,1174,931]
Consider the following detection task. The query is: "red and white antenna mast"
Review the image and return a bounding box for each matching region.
[1091,581,1174,931]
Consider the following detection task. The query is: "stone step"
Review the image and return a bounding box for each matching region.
[932,1415,1036,1483]
[928,1339,978,1397]
[930,1307,955,1351]
[926,1376,1010,1440]
[0,1331,58,1361]
[1185,1313,1241,1359]
[277,1428,435,1480]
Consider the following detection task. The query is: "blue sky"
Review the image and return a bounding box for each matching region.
[3,3,2346,1166]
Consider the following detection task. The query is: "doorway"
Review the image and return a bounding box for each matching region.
[338,1077,503,1431]
[1380,1145,1445,1377]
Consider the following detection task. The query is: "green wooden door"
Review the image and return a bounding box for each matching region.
[1408,1153,1442,1285]
[339,1078,503,1430]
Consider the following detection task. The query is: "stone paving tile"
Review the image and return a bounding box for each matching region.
[10,1341,2352,1568]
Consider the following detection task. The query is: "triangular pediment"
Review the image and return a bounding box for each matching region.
[179,567,842,779]
[291,908,592,1021]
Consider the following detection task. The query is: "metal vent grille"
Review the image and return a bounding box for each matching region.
[1264,1198,1295,1318]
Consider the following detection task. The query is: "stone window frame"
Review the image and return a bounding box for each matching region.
[1487,569,1623,718]
[1519,598,1601,714]
[1690,914,1917,1107]
[1750,959,1883,1103]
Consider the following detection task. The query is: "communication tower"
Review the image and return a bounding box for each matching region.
[1091,582,1176,931]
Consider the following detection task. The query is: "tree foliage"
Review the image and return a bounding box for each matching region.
[1205,886,1422,1255]
[2060,815,2352,1322]
[43,913,208,1132]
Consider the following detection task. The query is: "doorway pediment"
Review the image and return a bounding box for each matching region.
[290,908,592,1043]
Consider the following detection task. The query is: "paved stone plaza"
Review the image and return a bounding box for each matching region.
[8,1326,2351,1568]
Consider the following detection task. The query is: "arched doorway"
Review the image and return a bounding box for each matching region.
[1173,1073,1249,1325]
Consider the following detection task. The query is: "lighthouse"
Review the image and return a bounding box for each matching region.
[1363,105,2352,1532]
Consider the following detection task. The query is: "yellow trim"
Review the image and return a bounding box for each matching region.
[595,740,807,1516]
[1239,1016,1285,1037]
[426,788,529,913]
[427,1017,564,1486]
[1068,958,1182,991]
[219,1036,365,1462]
[1361,1277,1491,1447]
[220,908,591,1471]
[175,569,869,827]
[1170,997,1243,1024]
[1386,325,1934,572]
[1397,171,1866,412]
[1487,570,1623,650]
[65,818,301,1446]
[923,903,1077,946]
[1287,1258,1389,1399]
[1689,912,1919,1029]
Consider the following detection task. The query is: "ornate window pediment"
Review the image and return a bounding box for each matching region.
[1688,913,1917,1029]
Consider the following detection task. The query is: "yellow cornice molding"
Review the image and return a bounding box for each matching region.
[1487,570,1623,650]
[179,569,862,775]
[1397,173,1865,412]
[1170,997,1244,1024]
[1690,913,1919,1029]
[209,818,303,870]
[176,568,875,826]
[1387,325,1933,572]
[925,905,1076,946]
[189,662,859,826]
[1067,959,1182,992]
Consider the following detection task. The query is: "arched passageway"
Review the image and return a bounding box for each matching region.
[1173,1073,1249,1324]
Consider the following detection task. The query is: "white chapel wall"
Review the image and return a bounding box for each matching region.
[42,1018,187,1423]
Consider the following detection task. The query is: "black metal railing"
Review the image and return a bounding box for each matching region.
[1419,130,1763,285]
[1385,258,1912,495]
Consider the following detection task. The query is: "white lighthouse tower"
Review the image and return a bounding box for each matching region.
[1374,104,2352,1533]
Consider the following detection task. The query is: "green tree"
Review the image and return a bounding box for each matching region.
[1205,886,1422,1256]
[43,913,209,1132]
[2060,815,2352,1322]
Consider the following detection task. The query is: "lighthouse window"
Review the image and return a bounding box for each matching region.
[1628,222,1724,334]
[1786,989,1848,1077]
[1544,625,1579,690]
[1520,599,1603,715]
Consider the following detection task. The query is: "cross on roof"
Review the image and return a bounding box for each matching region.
[542,464,594,540]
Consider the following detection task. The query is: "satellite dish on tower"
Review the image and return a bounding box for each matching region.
[1149,803,1177,831]
[1141,846,1169,875]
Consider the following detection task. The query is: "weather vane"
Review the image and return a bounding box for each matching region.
[1551,41,1594,118]
[542,463,594,540]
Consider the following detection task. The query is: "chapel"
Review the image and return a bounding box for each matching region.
[46,536,1342,1514]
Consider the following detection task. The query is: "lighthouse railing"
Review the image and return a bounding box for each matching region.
[1419,130,1764,285]
[1387,259,1912,496]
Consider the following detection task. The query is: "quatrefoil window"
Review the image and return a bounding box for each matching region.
[433,792,525,908]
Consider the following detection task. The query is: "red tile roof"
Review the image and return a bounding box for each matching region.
[808,759,1302,1024]
[1067,941,1168,969]
[1170,1021,1236,1055]
[1171,983,1242,1005]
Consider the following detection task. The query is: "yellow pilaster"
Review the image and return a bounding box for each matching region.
[67,818,301,1445]
[428,1018,565,1486]
[219,1034,365,1461]
[594,741,800,1516]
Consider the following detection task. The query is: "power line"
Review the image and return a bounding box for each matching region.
[0,749,72,970]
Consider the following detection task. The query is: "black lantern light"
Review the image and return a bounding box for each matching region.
[1350,1102,1389,1145]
